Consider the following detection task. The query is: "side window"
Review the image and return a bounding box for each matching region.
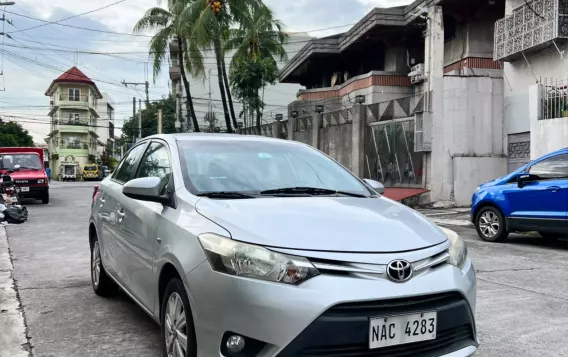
[529,154,568,180]
[136,142,171,179]
[114,144,146,183]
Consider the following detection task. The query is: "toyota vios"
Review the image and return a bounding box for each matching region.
[89,134,477,357]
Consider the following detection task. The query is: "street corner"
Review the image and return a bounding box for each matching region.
[0,228,30,357]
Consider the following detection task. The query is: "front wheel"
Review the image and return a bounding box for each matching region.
[475,206,509,242]
[161,278,197,357]
[41,191,49,204]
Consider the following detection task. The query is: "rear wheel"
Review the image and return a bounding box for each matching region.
[161,278,197,357]
[475,206,509,242]
[90,236,117,296]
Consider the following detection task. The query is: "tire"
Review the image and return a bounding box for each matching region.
[161,278,197,357]
[90,235,117,297]
[475,206,509,242]
[41,191,49,204]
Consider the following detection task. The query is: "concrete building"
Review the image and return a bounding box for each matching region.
[45,66,103,173]
[279,0,508,206]
[168,33,312,131]
[496,0,568,169]
[95,93,116,162]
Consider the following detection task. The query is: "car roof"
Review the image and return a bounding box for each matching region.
[143,133,302,146]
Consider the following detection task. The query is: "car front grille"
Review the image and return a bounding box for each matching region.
[277,293,476,357]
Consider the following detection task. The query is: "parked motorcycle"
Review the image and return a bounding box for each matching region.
[0,165,28,224]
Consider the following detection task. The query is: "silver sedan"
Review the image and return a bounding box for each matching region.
[89,134,477,357]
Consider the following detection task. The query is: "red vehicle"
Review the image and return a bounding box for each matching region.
[0,147,49,204]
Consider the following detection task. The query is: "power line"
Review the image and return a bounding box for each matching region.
[10,0,128,34]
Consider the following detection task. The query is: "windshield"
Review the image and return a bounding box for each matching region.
[84,165,97,171]
[0,154,42,170]
[178,140,371,196]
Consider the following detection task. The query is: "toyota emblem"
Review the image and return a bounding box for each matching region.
[386,259,413,282]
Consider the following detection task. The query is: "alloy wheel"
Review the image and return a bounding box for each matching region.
[92,241,101,287]
[165,292,188,357]
[479,211,500,238]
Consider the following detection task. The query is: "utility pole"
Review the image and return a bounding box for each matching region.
[132,97,136,121]
[138,98,142,139]
[122,80,150,106]
[158,109,163,134]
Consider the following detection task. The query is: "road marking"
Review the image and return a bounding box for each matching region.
[0,228,30,357]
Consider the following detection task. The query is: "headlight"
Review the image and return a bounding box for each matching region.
[198,233,319,285]
[439,227,467,269]
[37,179,45,184]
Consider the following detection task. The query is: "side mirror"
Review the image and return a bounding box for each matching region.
[363,178,385,195]
[122,176,172,205]
[516,172,537,188]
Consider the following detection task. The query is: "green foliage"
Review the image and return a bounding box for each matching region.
[0,120,34,147]
[121,96,178,140]
[230,56,278,129]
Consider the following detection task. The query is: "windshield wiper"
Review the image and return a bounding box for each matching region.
[260,187,368,198]
[197,191,256,199]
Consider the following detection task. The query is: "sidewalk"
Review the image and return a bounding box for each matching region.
[0,227,29,357]
[417,208,473,227]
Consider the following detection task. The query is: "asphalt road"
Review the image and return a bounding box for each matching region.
[4,182,568,356]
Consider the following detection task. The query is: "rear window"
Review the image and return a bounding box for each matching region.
[84,165,97,171]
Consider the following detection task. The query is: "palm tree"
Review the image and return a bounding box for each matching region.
[225,5,288,132]
[180,0,263,133]
[134,2,204,132]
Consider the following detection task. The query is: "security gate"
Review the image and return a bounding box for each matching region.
[364,118,423,187]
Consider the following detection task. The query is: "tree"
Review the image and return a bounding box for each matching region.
[180,0,264,133]
[134,2,203,132]
[121,96,178,140]
[0,120,34,147]
[230,56,278,133]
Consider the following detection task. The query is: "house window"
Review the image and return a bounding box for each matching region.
[68,88,80,101]
[67,113,80,124]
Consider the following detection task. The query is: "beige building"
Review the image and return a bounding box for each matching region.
[45,66,103,175]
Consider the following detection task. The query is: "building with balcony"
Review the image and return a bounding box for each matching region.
[495,0,568,170]
[168,32,312,131]
[45,66,103,172]
[279,0,508,206]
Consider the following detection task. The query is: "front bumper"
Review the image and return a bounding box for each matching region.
[17,185,48,198]
[185,258,477,357]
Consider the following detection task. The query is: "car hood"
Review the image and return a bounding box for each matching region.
[2,170,45,179]
[195,196,448,253]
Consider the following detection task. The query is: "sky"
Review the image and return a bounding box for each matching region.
[0,0,413,143]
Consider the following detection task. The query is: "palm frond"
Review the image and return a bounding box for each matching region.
[133,7,171,33]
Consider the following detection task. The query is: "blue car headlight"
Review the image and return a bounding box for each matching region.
[439,227,467,269]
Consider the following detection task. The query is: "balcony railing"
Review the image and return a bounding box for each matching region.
[59,94,88,102]
[60,142,89,150]
[55,117,93,126]
[494,0,568,62]
[541,77,568,120]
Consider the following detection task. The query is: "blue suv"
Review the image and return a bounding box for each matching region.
[471,148,568,242]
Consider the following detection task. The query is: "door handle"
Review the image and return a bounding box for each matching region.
[117,208,125,216]
[546,186,561,192]
[99,194,105,203]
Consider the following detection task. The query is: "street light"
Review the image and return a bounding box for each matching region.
[0,32,12,39]
[315,105,324,113]
[291,110,298,118]
[355,95,366,104]
[275,114,283,121]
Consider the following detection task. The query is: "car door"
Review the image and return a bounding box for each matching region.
[114,140,173,311]
[101,143,148,285]
[505,153,568,233]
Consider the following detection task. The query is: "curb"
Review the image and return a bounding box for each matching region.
[0,227,31,357]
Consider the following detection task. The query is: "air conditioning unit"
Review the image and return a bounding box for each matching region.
[414,111,432,152]
[408,63,425,84]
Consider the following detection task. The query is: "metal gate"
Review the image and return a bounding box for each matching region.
[364,118,423,187]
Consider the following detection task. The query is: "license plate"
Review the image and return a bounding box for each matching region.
[369,311,437,349]
[20,187,29,192]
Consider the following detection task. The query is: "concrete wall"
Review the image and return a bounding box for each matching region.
[453,156,508,206]
[428,75,505,202]
[320,124,353,170]
[444,19,496,66]
[528,84,568,159]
